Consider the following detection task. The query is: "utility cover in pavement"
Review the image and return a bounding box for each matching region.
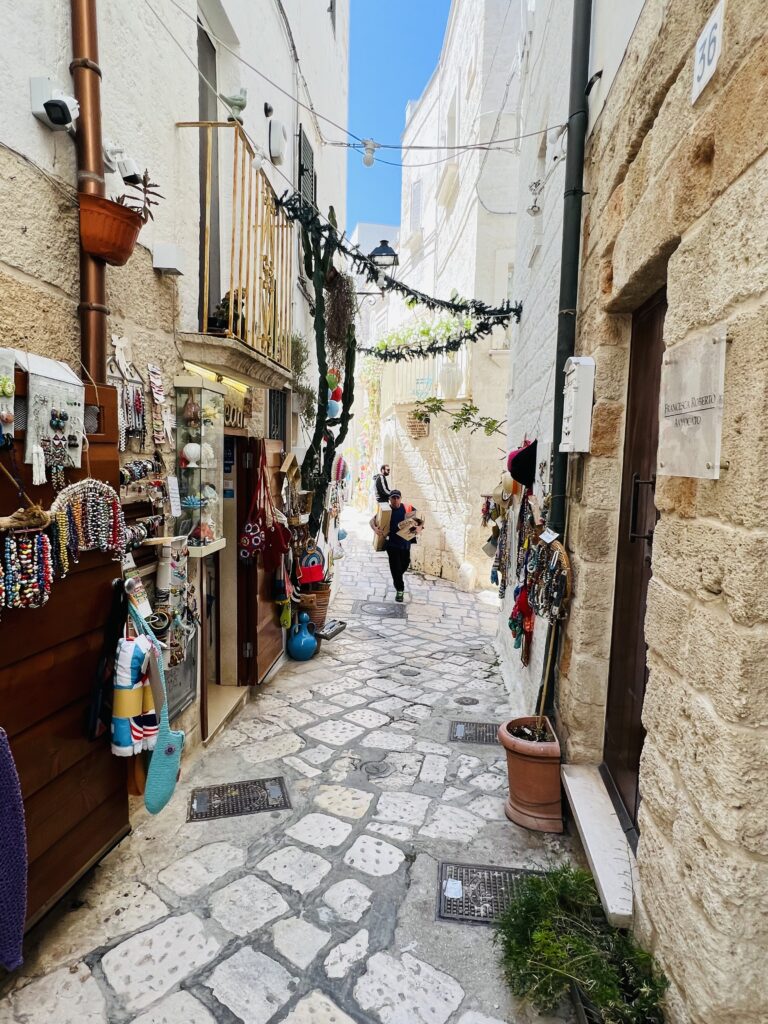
[455,697,479,706]
[449,721,500,744]
[352,600,406,619]
[187,777,291,821]
[437,862,536,924]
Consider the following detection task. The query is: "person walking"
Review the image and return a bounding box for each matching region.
[370,490,419,602]
[373,464,392,503]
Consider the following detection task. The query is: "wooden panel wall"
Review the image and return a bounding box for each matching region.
[0,376,129,927]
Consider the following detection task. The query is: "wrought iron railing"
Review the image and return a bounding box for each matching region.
[178,121,293,370]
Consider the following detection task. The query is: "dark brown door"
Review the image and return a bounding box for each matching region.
[603,290,667,838]
[237,439,285,685]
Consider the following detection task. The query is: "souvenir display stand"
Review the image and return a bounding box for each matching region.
[174,375,226,556]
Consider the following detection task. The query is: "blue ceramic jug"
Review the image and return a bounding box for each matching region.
[287,612,318,661]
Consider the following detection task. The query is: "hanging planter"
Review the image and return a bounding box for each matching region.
[497,716,563,832]
[78,194,143,266]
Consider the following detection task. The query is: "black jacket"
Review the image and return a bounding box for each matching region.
[374,473,391,503]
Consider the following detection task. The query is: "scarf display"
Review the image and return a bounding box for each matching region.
[0,728,27,971]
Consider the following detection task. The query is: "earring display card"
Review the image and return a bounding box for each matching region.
[0,348,15,435]
[25,370,85,469]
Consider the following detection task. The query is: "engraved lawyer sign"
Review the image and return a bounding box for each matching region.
[658,326,727,480]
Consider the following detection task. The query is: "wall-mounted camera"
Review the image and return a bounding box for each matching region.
[30,77,80,132]
[103,144,143,184]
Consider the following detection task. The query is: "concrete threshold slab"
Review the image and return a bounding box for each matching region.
[561,764,634,927]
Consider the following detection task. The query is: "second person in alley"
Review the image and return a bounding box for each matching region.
[370,490,422,602]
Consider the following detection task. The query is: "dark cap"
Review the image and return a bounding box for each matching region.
[389,489,402,499]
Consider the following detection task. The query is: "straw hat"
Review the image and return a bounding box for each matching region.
[492,470,515,508]
[397,510,425,540]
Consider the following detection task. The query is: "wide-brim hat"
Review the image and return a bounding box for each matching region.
[507,439,538,488]
[397,510,425,539]
[492,470,515,508]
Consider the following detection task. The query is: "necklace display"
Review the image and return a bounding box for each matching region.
[2,531,53,611]
[118,382,146,452]
[48,478,126,578]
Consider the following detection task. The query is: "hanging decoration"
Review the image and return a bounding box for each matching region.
[27,375,85,490]
[48,478,126,578]
[277,191,522,361]
[147,363,168,448]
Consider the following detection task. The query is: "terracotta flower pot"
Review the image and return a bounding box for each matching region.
[497,716,563,833]
[78,193,143,266]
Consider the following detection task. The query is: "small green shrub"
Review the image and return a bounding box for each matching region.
[494,865,667,1024]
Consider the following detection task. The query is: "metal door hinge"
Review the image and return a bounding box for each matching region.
[243,452,254,469]
[242,642,253,658]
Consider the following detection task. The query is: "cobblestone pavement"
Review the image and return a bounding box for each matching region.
[2,510,577,1024]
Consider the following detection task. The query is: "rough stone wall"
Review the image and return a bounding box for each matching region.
[497,0,571,711]
[558,2,768,1021]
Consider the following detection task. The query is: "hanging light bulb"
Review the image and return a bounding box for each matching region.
[362,139,378,168]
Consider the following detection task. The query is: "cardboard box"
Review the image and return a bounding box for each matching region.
[372,504,391,551]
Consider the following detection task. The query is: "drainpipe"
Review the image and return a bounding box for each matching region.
[70,0,108,383]
[540,0,593,712]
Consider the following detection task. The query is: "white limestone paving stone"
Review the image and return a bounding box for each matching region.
[366,822,413,841]
[402,704,432,721]
[468,772,504,792]
[419,754,449,784]
[360,729,414,751]
[345,708,391,729]
[157,841,245,896]
[373,752,424,791]
[328,690,368,708]
[455,754,482,780]
[416,740,452,756]
[314,783,374,819]
[271,916,331,968]
[467,795,507,820]
[321,878,373,921]
[132,991,217,1024]
[264,707,316,728]
[300,699,343,718]
[419,805,484,842]
[369,696,408,714]
[442,787,468,802]
[390,720,418,733]
[9,963,106,1024]
[354,951,464,1024]
[283,755,322,778]
[375,791,432,826]
[250,694,289,714]
[237,719,285,742]
[343,835,405,876]
[327,754,362,781]
[204,948,296,1024]
[209,875,289,936]
[240,731,304,765]
[285,812,353,849]
[280,991,358,1024]
[313,680,355,696]
[257,845,332,893]
[101,913,222,1012]
[305,720,365,747]
[299,744,336,765]
[324,928,369,979]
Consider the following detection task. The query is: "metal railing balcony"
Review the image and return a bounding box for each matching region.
[178,120,293,370]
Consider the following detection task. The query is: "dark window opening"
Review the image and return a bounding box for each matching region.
[268,389,287,441]
[298,124,317,208]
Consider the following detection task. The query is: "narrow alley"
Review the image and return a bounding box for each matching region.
[2,514,576,1024]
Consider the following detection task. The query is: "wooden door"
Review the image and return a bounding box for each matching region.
[603,290,667,838]
[237,439,285,685]
[0,378,129,927]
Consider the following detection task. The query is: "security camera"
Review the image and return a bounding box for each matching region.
[117,156,143,185]
[30,77,79,131]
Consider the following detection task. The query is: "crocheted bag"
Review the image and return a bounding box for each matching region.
[129,605,185,815]
[0,728,27,971]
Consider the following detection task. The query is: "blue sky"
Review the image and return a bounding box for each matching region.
[346,0,451,231]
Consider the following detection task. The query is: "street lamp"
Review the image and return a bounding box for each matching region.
[368,240,399,271]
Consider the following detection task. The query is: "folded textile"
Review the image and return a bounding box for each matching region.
[111,635,158,756]
[0,728,27,971]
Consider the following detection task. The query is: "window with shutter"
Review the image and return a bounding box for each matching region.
[298,125,316,207]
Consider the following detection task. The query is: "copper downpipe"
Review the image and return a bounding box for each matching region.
[70,0,108,383]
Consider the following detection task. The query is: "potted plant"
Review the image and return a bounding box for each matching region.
[498,713,563,832]
[208,289,247,336]
[495,865,667,1023]
[79,170,163,266]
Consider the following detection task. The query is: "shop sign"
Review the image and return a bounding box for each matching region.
[224,391,246,429]
[658,325,727,479]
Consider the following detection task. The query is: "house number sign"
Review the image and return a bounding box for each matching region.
[691,0,725,105]
[657,326,727,480]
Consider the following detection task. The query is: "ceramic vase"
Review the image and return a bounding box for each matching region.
[439,361,462,399]
[497,716,563,832]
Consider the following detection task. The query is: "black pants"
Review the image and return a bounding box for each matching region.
[387,546,411,591]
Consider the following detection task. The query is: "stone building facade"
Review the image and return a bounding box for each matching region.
[373,0,520,588]
[500,1,768,1022]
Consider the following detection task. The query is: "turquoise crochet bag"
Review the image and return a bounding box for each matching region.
[129,605,185,814]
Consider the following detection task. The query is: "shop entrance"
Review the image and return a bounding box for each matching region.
[602,289,667,846]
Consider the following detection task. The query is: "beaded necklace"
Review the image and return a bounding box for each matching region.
[1,531,53,611]
[48,478,126,578]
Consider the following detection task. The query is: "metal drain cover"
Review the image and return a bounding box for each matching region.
[449,721,500,744]
[188,777,291,821]
[362,760,393,778]
[352,600,406,619]
[455,697,479,706]
[438,862,536,924]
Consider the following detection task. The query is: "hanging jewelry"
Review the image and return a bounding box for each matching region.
[48,478,126,578]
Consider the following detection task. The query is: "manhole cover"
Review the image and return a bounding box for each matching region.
[352,600,406,619]
[187,777,291,821]
[449,721,500,744]
[400,668,420,677]
[437,862,536,924]
[455,697,479,706]
[362,760,393,778]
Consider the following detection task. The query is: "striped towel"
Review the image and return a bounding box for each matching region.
[0,728,27,971]
[111,636,158,756]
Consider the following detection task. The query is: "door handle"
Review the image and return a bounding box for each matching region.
[629,473,656,543]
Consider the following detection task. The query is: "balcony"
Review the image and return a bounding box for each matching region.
[177,120,293,381]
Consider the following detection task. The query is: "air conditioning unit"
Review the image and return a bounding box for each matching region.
[269,120,288,165]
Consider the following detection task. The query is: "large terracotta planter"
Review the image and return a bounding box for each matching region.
[498,716,563,833]
[78,193,143,266]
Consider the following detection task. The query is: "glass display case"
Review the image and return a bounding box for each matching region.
[174,375,226,556]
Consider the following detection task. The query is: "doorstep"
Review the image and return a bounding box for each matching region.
[561,764,634,927]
